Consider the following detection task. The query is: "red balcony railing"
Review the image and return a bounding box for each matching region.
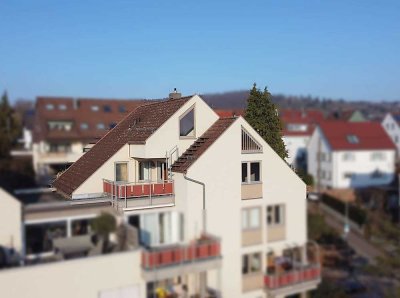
[141,235,221,270]
[264,265,321,289]
[103,179,174,199]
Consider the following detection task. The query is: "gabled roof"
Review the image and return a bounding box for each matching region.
[214,109,244,118]
[280,109,324,137]
[318,121,396,151]
[172,117,237,173]
[53,96,192,197]
[33,97,150,143]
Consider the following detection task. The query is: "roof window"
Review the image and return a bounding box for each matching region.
[347,134,359,144]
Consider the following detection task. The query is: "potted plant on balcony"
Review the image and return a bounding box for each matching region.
[90,212,117,253]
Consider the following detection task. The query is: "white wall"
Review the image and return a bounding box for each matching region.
[382,113,400,156]
[0,251,145,298]
[184,117,307,297]
[0,188,22,252]
[283,135,310,167]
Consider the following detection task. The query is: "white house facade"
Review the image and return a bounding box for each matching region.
[308,122,396,189]
[381,113,400,157]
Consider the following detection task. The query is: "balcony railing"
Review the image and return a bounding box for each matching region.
[103,179,174,210]
[264,264,321,290]
[141,234,221,270]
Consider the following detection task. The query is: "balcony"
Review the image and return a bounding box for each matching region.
[141,234,222,281]
[103,179,174,211]
[264,265,321,296]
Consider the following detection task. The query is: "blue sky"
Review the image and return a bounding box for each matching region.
[1,0,400,102]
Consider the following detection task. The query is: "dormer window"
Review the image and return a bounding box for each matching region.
[103,105,112,113]
[97,123,105,130]
[179,107,195,138]
[59,104,67,111]
[91,105,99,112]
[46,104,54,110]
[347,134,359,144]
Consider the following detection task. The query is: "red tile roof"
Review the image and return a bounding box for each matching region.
[280,109,324,137]
[53,96,192,197]
[172,117,237,173]
[319,121,396,151]
[33,97,151,143]
[214,109,244,118]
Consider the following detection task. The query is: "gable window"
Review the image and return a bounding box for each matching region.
[179,107,195,137]
[242,207,261,230]
[103,105,112,113]
[267,204,285,226]
[242,161,261,183]
[115,162,128,182]
[241,127,262,153]
[347,134,359,144]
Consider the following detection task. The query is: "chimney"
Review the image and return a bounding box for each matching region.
[169,88,181,100]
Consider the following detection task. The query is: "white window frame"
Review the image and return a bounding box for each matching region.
[241,161,262,184]
[266,204,285,226]
[179,105,196,139]
[242,207,261,230]
[242,252,262,275]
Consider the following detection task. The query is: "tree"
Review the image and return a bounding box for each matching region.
[0,91,21,159]
[244,84,288,159]
[90,212,117,253]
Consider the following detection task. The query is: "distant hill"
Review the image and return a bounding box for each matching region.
[201,90,400,120]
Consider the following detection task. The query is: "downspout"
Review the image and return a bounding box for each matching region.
[183,174,206,234]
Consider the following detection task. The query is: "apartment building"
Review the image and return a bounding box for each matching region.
[32,96,148,184]
[381,113,400,158]
[308,121,396,189]
[1,94,320,297]
[280,110,324,170]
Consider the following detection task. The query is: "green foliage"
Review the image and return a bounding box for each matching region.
[244,84,288,160]
[297,169,314,186]
[308,213,335,240]
[90,212,117,237]
[322,194,367,226]
[0,91,21,159]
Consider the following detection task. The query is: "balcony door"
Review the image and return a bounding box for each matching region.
[157,161,167,182]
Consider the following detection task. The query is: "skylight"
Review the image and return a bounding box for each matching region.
[347,134,359,144]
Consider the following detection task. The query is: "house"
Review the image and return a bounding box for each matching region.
[1,93,320,298]
[308,121,396,189]
[32,96,148,184]
[53,95,320,297]
[280,109,324,170]
[381,113,400,157]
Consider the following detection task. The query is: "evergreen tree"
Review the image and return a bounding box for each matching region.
[0,91,21,159]
[244,84,288,159]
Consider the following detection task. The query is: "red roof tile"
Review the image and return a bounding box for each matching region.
[53,96,192,197]
[172,117,237,173]
[214,109,244,118]
[319,121,396,151]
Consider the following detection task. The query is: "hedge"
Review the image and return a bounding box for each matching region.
[321,194,367,227]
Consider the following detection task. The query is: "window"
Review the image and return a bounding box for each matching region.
[25,221,67,254]
[49,143,71,153]
[58,104,67,110]
[119,105,126,113]
[103,105,112,112]
[242,207,261,230]
[344,172,353,179]
[343,152,355,161]
[91,105,99,112]
[97,123,105,130]
[115,162,128,182]
[179,108,195,137]
[241,127,262,153]
[109,122,117,129]
[347,134,359,144]
[139,161,151,181]
[242,252,261,275]
[157,162,167,181]
[371,152,385,161]
[395,136,399,144]
[80,123,89,130]
[287,123,308,132]
[267,204,285,226]
[45,104,54,110]
[71,219,91,236]
[242,161,261,183]
[47,121,73,131]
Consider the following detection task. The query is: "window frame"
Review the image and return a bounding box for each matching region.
[179,105,196,139]
[266,204,285,226]
[115,162,129,182]
[241,161,262,184]
[242,252,262,275]
[242,207,261,230]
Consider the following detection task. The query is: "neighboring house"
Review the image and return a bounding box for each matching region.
[32,97,148,184]
[381,113,400,157]
[329,110,367,122]
[280,109,324,170]
[308,121,396,189]
[214,108,244,118]
[36,93,320,297]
